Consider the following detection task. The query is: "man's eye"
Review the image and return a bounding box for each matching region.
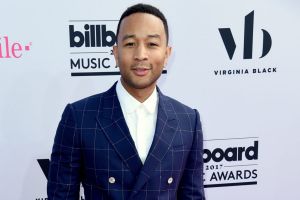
[149,43,158,47]
[125,42,134,47]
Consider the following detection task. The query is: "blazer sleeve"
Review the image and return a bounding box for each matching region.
[177,109,206,200]
[47,104,81,200]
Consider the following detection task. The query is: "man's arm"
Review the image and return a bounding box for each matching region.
[177,109,205,200]
[47,104,81,200]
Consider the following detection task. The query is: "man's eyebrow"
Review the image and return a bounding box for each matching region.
[122,34,161,41]
[122,34,135,41]
[148,34,161,39]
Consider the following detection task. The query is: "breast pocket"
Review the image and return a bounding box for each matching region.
[165,144,190,171]
[171,144,186,151]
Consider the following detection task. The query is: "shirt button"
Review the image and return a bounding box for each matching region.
[167,177,173,184]
[109,177,115,184]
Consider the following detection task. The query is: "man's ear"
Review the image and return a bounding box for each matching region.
[164,46,172,66]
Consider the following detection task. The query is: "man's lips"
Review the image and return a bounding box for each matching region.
[131,63,152,76]
[132,67,150,76]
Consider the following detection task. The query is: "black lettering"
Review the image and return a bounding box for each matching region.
[252,169,258,178]
[224,147,237,161]
[90,25,96,47]
[228,171,235,180]
[244,170,252,179]
[69,25,84,47]
[238,147,245,161]
[217,171,228,180]
[245,141,258,160]
[244,11,254,59]
[236,170,243,179]
[203,149,211,163]
[84,24,90,47]
[102,25,116,47]
[81,58,90,69]
[210,172,218,181]
[90,58,97,68]
[102,58,110,68]
[212,148,224,162]
[203,141,258,162]
[96,25,101,47]
[70,58,80,69]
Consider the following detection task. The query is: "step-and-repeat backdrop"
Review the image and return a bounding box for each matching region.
[1,0,299,199]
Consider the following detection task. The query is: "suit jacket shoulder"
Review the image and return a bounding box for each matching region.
[161,94,197,114]
[159,92,201,129]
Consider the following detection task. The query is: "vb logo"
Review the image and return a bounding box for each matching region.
[219,11,272,60]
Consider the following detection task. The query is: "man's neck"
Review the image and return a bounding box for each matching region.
[120,79,156,103]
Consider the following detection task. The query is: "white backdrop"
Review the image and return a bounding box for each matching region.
[1,0,300,199]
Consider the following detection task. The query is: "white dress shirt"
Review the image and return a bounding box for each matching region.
[116,80,158,164]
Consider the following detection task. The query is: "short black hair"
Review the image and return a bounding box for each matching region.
[116,3,169,44]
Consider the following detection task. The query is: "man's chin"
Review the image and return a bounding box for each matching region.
[127,80,156,90]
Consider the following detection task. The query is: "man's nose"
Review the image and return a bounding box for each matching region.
[134,45,148,61]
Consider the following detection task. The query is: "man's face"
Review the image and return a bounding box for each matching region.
[113,13,171,91]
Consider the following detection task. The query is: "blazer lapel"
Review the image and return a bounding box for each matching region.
[129,89,179,198]
[95,83,143,175]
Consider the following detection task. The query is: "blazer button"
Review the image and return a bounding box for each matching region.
[167,177,173,184]
[109,177,115,184]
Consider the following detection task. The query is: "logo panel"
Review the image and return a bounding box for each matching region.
[219,11,272,60]
[214,11,277,76]
[203,137,259,188]
[68,20,119,77]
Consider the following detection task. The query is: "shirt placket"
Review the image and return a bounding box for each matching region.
[136,106,146,163]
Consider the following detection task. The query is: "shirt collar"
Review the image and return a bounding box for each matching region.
[116,80,158,114]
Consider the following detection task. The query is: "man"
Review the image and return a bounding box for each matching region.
[48,3,205,200]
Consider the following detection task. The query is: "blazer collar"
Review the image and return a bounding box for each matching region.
[96,82,143,175]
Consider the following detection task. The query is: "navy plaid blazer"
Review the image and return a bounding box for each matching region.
[47,82,205,200]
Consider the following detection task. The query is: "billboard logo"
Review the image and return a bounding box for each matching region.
[69,24,116,48]
[203,137,259,188]
[204,141,258,163]
[68,20,119,76]
[219,11,272,60]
